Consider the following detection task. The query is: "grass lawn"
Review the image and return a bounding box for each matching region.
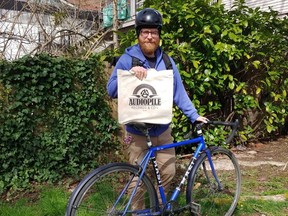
[0,183,287,216]
[0,185,69,216]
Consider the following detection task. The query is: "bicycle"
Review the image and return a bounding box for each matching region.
[65,120,241,216]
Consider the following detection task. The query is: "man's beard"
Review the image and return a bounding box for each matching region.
[140,42,158,56]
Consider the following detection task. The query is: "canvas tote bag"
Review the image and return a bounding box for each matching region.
[117,69,173,124]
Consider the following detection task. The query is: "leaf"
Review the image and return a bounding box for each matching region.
[252,60,260,69]
[192,60,200,69]
[240,133,247,141]
[244,53,251,59]
[242,20,248,28]
[181,71,191,78]
[235,85,242,92]
[225,63,230,72]
[228,75,233,81]
[269,57,274,63]
[203,26,212,34]
[267,125,273,133]
[228,32,238,41]
[213,25,221,33]
[204,69,211,75]
[221,30,228,38]
[228,82,235,89]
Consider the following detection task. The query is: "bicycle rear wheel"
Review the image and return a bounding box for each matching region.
[187,147,241,216]
[66,162,159,216]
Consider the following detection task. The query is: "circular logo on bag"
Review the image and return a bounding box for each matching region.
[129,84,161,108]
[133,84,157,98]
[140,89,149,98]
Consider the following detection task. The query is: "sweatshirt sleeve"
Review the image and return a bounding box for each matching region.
[171,59,200,123]
[107,54,132,98]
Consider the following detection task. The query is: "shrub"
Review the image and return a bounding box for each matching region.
[142,0,288,143]
[0,53,119,195]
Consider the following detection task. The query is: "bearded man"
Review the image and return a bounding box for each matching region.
[107,8,208,211]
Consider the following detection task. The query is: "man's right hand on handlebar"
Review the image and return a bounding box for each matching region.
[196,116,209,124]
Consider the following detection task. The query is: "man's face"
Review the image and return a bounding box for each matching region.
[138,28,160,57]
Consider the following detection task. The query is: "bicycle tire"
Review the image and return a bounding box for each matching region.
[186,147,241,216]
[66,162,159,216]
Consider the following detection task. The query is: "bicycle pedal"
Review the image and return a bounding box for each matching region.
[190,202,201,215]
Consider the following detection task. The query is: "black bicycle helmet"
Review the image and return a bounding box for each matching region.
[135,8,162,37]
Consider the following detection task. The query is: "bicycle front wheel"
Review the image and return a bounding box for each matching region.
[187,147,241,216]
[66,162,159,216]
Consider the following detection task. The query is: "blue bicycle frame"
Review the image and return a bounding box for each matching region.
[125,134,219,215]
[120,120,239,215]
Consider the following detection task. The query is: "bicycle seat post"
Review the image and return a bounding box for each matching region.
[132,123,153,147]
[143,127,153,148]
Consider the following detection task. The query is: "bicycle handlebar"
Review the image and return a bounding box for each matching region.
[130,119,239,144]
[206,119,239,144]
[185,119,239,144]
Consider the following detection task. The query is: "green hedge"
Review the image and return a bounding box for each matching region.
[0,53,119,195]
[139,0,288,143]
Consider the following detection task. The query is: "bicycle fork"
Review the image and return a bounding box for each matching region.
[204,148,223,191]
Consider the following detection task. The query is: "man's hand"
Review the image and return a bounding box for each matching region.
[130,66,147,80]
[196,116,209,123]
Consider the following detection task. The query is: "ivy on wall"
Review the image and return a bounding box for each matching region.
[0,53,119,194]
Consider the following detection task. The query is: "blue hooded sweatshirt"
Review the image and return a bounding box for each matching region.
[107,44,200,136]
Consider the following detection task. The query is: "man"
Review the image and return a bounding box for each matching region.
[107,8,208,210]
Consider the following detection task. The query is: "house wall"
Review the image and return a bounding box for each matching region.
[65,0,102,10]
[0,9,37,60]
[220,0,288,16]
[64,0,144,16]
[0,8,62,60]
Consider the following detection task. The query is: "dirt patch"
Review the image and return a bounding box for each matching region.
[234,136,288,171]
[234,137,288,163]
[232,136,288,201]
